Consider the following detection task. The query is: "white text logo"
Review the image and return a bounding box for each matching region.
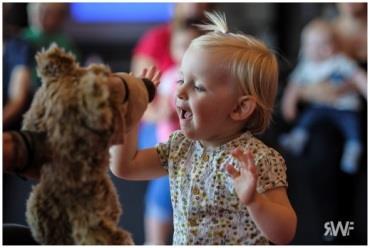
[324,221,354,237]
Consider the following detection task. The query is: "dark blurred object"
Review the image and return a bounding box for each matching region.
[3,224,39,245]
[3,3,28,40]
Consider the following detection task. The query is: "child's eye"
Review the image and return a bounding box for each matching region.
[194,85,205,92]
[176,79,184,85]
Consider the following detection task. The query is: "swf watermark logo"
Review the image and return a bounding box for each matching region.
[324,221,354,237]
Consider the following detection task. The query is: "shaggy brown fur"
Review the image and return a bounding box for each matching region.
[22,44,153,245]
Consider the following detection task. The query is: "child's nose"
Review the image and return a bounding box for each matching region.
[176,83,188,100]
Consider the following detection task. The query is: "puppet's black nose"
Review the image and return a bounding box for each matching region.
[142,78,156,102]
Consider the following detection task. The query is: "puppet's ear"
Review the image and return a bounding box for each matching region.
[230,95,256,121]
[35,43,78,82]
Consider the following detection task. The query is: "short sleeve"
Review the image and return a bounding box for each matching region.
[255,148,288,193]
[156,141,170,171]
[156,130,187,171]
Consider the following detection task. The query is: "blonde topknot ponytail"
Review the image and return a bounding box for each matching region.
[196,11,228,34]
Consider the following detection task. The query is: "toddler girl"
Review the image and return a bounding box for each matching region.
[111,12,296,245]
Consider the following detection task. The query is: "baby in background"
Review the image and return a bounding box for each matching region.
[280,19,367,174]
[111,12,296,245]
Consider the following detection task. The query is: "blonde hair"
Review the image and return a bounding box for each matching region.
[191,12,278,134]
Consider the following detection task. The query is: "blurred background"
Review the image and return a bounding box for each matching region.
[3,2,367,245]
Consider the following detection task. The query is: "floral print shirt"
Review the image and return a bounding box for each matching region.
[156,130,288,245]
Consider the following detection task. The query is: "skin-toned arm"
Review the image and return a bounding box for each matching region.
[351,69,367,99]
[110,138,167,181]
[300,68,367,104]
[281,83,301,122]
[226,149,297,244]
[300,82,338,104]
[3,66,31,130]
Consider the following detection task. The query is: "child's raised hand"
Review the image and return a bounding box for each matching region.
[140,66,161,87]
[226,148,258,206]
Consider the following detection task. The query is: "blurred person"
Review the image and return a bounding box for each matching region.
[22,3,80,93]
[3,3,33,131]
[143,22,203,245]
[280,19,367,174]
[299,3,367,102]
[130,3,215,244]
[334,3,367,68]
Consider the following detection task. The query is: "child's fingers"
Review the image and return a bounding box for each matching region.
[140,68,148,78]
[226,164,240,179]
[231,148,244,161]
[232,148,256,173]
[142,66,161,85]
[247,151,257,174]
[245,151,257,174]
[147,66,158,80]
[231,148,248,169]
[153,79,160,87]
[152,70,161,85]
[146,66,154,79]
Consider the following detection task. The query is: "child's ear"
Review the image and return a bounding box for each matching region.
[230,96,256,121]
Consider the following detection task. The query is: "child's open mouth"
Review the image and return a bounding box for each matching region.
[180,108,193,120]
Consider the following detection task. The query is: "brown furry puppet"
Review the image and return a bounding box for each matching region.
[21,44,156,245]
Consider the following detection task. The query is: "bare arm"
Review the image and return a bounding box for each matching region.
[281,83,301,122]
[302,69,367,102]
[351,69,367,99]
[109,124,167,181]
[3,65,31,129]
[247,187,297,244]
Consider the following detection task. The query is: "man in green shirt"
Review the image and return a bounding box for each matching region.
[22,3,80,92]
